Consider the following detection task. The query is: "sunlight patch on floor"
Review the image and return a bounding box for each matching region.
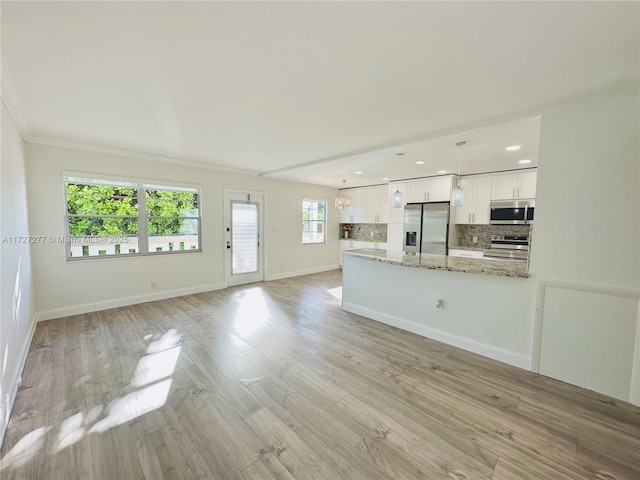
[326,286,342,300]
[0,426,51,466]
[54,413,84,453]
[233,289,268,336]
[130,346,181,387]
[89,378,173,434]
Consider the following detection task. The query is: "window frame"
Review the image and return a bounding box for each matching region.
[63,174,202,261]
[301,197,327,245]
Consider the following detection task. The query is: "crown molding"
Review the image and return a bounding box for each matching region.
[26,136,260,176]
[1,57,32,139]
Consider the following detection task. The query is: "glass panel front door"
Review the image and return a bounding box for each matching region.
[231,202,259,275]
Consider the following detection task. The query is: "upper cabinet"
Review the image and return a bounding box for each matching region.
[406,176,453,203]
[340,186,388,223]
[454,175,492,224]
[491,171,537,200]
[364,186,389,223]
[340,188,366,223]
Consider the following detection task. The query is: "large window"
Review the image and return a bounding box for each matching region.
[64,176,201,259]
[302,199,326,244]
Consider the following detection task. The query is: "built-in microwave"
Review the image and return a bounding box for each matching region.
[490,200,534,225]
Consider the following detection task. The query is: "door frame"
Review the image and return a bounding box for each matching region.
[223,188,267,286]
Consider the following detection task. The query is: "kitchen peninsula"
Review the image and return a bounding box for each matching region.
[341,249,536,369]
[344,247,528,277]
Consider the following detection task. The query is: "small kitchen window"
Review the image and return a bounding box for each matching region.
[302,199,326,244]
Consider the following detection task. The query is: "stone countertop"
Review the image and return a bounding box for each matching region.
[342,248,528,278]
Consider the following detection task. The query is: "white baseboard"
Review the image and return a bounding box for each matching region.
[34,282,227,322]
[343,301,531,370]
[627,299,640,407]
[0,315,37,449]
[266,264,340,281]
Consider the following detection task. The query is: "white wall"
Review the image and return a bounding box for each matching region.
[24,143,339,318]
[0,102,36,444]
[343,255,536,369]
[530,82,640,403]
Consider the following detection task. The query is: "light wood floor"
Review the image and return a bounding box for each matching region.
[1,270,639,480]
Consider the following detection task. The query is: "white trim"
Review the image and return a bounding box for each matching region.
[0,316,37,449]
[1,58,31,139]
[28,136,258,177]
[266,264,340,282]
[343,301,531,370]
[34,282,227,322]
[62,170,202,192]
[223,189,268,286]
[534,278,640,299]
[628,300,640,406]
[531,278,640,374]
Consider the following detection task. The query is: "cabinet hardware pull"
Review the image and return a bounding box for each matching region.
[472,213,475,223]
[468,213,471,223]
[513,187,516,198]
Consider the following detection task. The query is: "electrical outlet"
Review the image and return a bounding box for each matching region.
[472,236,478,244]
[150,281,158,290]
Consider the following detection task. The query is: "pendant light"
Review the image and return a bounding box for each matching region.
[392,153,403,208]
[451,141,466,207]
[335,179,353,210]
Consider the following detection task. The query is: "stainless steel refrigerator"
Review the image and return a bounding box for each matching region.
[403,202,450,255]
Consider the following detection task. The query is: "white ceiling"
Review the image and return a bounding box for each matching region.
[272,115,541,188]
[2,2,638,187]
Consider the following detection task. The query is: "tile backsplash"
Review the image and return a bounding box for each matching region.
[339,223,387,242]
[457,224,531,248]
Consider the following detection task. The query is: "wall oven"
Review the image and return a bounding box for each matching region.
[490,200,534,225]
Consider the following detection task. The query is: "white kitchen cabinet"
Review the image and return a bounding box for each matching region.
[387,223,404,252]
[340,189,366,223]
[407,176,453,203]
[518,171,537,198]
[364,186,390,223]
[454,175,492,224]
[491,171,537,200]
[340,186,388,224]
[339,204,351,223]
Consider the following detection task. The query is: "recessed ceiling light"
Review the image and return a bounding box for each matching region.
[355,170,363,174]
[415,161,426,165]
[518,159,532,164]
[506,145,521,151]
[438,170,447,174]
[382,177,389,181]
